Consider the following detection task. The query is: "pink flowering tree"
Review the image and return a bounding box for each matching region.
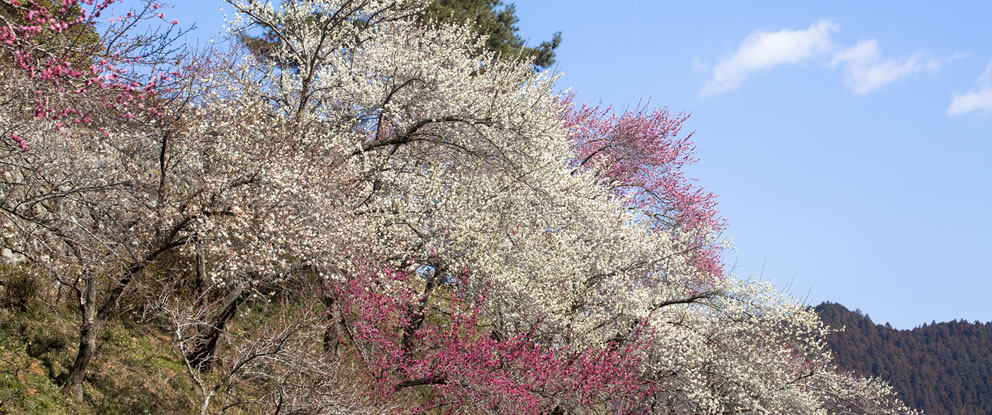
[330,261,653,414]
[0,0,190,149]
[0,0,920,412]
[564,98,726,279]
[0,0,197,401]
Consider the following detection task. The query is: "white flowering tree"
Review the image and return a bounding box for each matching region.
[0,0,361,401]
[215,1,916,413]
[0,0,917,413]
[0,0,201,399]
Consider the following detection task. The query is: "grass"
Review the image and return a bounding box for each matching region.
[0,270,411,414]
[0,297,198,414]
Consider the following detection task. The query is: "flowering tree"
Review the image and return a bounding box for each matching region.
[0,0,359,401]
[564,100,726,279]
[0,0,190,138]
[216,1,917,413]
[0,0,919,413]
[329,262,651,414]
[0,0,197,400]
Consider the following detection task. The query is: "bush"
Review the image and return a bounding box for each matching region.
[1,266,39,312]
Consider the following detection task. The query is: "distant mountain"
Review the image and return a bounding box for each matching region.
[815,302,992,415]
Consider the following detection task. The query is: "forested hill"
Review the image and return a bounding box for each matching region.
[815,302,992,415]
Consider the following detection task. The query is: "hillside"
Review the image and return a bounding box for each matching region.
[816,302,992,415]
[0,304,194,414]
[0,0,922,413]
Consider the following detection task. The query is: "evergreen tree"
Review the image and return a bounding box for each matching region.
[240,0,561,69]
[423,0,560,68]
[816,302,992,415]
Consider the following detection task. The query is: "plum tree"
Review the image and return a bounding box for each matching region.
[0,0,917,413]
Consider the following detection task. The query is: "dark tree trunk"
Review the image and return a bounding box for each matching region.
[394,374,446,390]
[322,321,337,354]
[192,238,207,296]
[65,323,99,401]
[64,277,100,401]
[61,224,180,400]
[400,266,443,354]
[64,268,135,401]
[320,294,346,355]
[186,282,251,371]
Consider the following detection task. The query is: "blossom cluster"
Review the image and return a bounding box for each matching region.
[0,0,917,413]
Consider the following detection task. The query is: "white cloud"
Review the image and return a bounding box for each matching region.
[831,40,944,94]
[947,61,992,115]
[701,20,951,96]
[702,20,837,96]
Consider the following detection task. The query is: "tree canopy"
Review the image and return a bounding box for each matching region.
[0,1,917,413]
[817,302,992,415]
[424,0,561,68]
[241,0,560,69]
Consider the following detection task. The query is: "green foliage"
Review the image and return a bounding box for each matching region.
[0,301,198,414]
[0,266,37,311]
[816,302,992,415]
[0,0,102,66]
[0,364,69,415]
[0,306,75,414]
[423,0,561,69]
[240,0,561,70]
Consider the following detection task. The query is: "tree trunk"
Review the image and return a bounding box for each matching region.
[61,233,174,400]
[400,266,443,354]
[186,282,251,372]
[64,319,101,401]
[321,294,338,354]
[193,238,206,296]
[63,264,145,400]
[64,276,101,401]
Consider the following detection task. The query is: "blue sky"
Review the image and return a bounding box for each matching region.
[168,1,991,329]
[512,1,992,328]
